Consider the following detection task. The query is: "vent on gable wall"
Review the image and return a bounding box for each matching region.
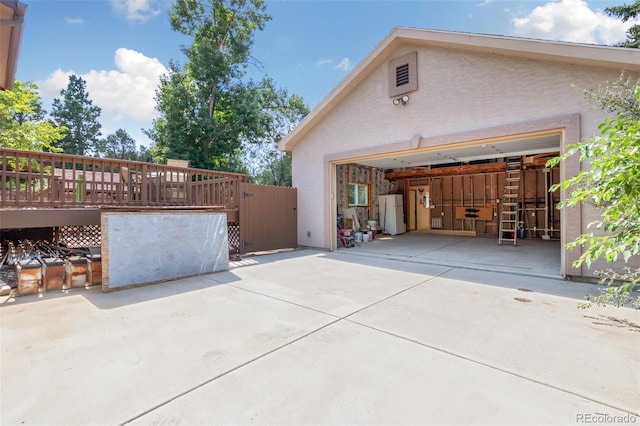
[388,51,418,98]
[396,64,410,87]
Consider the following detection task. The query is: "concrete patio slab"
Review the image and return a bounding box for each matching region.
[1,248,638,425]
[129,320,631,426]
[1,274,335,426]
[349,268,640,414]
[229,251,452,317]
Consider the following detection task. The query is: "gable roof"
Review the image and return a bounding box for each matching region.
[0,0,27,91]
[278,27,640,152]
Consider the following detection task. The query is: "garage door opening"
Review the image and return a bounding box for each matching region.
[332,133,564,277]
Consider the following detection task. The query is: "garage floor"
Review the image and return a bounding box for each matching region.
[339,232,562,278]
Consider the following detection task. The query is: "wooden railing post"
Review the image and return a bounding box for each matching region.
[140,163,149,204]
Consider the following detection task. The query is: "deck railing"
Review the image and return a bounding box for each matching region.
[0,148,249,210]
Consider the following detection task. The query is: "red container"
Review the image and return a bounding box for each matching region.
[339,229,353,237]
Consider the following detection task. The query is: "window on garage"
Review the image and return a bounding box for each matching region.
[348,183,369,206]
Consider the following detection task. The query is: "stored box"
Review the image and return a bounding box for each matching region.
[42,258,65,291]
[17,259,41,296]
[86,254,102,285]
[65,256,88,289]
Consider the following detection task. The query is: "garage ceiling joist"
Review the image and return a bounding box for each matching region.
[351,132,561,175]
[383,154,556,180]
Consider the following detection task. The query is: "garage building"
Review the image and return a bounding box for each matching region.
[278,27,640,279]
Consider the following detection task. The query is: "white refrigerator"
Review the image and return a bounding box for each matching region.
[378,194,406,235]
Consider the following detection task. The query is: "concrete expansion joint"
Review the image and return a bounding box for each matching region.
[227,284,342,319]
[335,250,566,282]
[224,266,453,323]
[119,317,344,426]
[338,268,454,322]
[217,273,639,418]
[344,318,640,418]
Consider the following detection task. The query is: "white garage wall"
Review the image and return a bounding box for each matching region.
[291,42,637,278]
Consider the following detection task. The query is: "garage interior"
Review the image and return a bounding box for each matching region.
[335,133,563,274]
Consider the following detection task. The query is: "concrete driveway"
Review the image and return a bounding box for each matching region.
[1,249,638,425]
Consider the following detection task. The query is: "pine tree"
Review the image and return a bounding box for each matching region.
[50,75,102,155]
[606,1,640,48]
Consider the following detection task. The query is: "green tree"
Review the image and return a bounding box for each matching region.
[242,79,309,186]
[50,75,102,155]
[0,80,65,152]
[136,145,154,163]
[605,1,640,48]
[97,128,139,160]
[548,75,640,308]
[253,153,292,186]
[145,0,272,171]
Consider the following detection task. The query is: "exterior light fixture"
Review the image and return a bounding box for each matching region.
[393,94,410,106]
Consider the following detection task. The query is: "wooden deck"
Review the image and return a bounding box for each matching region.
[0,148,248,228]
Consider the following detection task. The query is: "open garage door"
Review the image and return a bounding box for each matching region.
[332,132,563,276]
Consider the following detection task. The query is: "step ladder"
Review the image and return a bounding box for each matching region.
[498,157,521,245]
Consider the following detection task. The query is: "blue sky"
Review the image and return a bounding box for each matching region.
[15,0,636,148]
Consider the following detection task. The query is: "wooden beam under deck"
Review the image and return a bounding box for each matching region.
[0,207,238,229]
[0,208,102,229]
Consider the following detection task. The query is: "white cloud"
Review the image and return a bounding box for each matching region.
[511,0,636,45]
[37,48,168,147]
[111,0,160,22]
[334,57,353,72]
[316,57,353,72]
[65,17,84,25]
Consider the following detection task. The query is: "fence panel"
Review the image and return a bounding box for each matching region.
[238,183,297,254]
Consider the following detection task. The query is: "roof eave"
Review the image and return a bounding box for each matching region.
[0,0,27,91]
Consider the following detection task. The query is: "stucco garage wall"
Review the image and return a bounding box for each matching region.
[292,42,634,276]
[306,45,617,153]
